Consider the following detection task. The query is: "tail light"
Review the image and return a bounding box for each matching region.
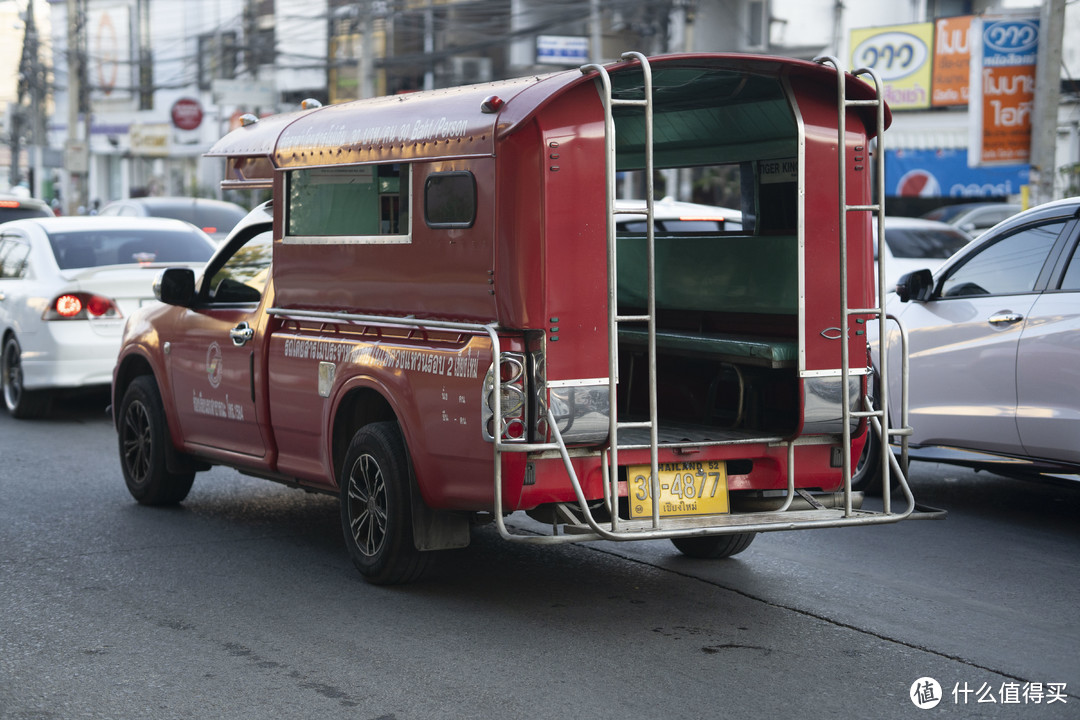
[43,292,121,320]
[482,352,528,443]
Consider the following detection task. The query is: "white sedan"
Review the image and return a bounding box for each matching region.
[615,197,743,233]
[874,216,971,291]
[0,216,216,418]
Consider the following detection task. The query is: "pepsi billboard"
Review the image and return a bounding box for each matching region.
[887,148,1028,198]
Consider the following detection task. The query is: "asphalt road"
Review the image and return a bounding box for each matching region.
[1,391,1077,719]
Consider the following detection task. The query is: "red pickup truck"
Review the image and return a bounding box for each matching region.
[112,52,920,584]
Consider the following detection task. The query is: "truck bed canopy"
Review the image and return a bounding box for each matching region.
[207,53,888,189]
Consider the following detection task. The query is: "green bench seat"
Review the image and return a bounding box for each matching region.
[616,234,798,367]
[617,326,796,368]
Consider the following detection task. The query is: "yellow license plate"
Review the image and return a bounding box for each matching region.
[627,461,729,519]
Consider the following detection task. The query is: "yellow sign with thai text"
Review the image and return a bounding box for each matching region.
[850,23,934,110]
[932,16,973,107]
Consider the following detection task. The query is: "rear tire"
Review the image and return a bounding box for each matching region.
[339,422,431,585]
[118,376,194,505]
[2,335,51,419]
[850,371,896,496]
[671,532,756,559]
[850,421,884,494]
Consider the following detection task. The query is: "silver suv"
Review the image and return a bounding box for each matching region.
[859,197,1080,486]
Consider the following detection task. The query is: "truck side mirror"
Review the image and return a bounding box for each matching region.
[896,269,934,303]
[154,267,197,307]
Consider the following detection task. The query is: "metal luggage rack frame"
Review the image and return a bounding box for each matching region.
[484,51,929,543]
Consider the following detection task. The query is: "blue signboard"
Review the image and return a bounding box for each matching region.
[886,148,1028,197]
[536,35,589,65]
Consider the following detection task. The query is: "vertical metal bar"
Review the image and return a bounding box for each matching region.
[893,312,912,517]
[817,56,854,517]
[851,66,891,511]
[620,50,660,530]
[580,61,621,532]
[865,68,891,515]
[835,64,853,518]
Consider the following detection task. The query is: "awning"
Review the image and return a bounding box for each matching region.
[883,110,969,151]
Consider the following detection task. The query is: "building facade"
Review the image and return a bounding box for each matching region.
[771,0,1080,211]
[10,0,1076,212]
[34,0,774,212]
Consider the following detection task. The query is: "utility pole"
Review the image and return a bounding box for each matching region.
[589,0,602,63]
[831,0,844,57]
[26,0,47,199]
[362,3,374,98]
[9,42,24,188]
[1031,0,1066,205]
[11,0,45,194]
[65,0,88,215]
[424,0,434,90]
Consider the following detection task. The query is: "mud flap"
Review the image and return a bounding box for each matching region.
[408,465,470,551]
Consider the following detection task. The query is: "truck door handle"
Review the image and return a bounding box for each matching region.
[987,312,1023,326]
[230,321,255,346]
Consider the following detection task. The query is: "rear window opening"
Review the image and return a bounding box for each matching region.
[604,65,820,444]
[48,229,216,269]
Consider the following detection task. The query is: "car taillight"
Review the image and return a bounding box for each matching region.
[483,352,528,443]
[55,294,83,317]
[44,292,121,320]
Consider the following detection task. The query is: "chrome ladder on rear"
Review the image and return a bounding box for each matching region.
[582,51,665,534]
[816,56,914,511]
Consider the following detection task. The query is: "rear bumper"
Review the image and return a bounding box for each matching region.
[514,437,852,510]
[17,320,124,391]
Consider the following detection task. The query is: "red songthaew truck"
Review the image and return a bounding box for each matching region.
[113,52,920,584]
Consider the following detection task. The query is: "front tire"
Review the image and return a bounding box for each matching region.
[118,375,194,505]
[339,422,431,585]
[672,532,756,559]
[2,335,51,419]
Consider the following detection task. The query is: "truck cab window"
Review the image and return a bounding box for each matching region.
[207,230,273,304]
[285,164,411,243]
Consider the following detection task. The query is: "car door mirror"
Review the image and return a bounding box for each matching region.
[896,269,934,303]
[154,267,196,306]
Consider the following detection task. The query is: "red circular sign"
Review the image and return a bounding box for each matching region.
[171,98,203,131]
[896,169,940,197]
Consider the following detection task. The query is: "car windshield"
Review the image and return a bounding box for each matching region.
[920,206,971,224]
[884,227,970,259]
[48,229,215,269]
[145,203,246,233]
[0,206,52,222]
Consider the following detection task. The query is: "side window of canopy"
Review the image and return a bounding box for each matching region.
[424,172,476,229]
[285,164,411,244]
